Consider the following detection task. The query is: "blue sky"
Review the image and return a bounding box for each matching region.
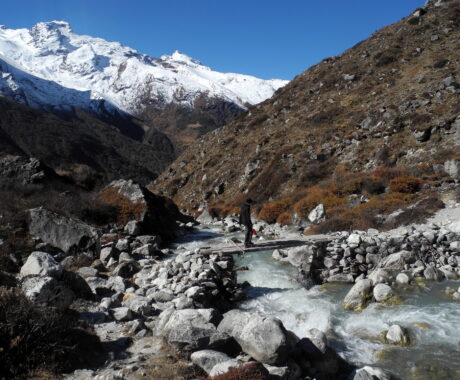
[1,0,425,80]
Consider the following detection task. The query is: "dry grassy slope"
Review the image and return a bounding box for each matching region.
[154,0,460,211]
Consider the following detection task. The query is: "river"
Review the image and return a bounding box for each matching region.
[174,227,460,379]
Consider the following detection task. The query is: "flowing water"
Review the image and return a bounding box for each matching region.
[174,228,460,380]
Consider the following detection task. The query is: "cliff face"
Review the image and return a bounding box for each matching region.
[154,0,460,211]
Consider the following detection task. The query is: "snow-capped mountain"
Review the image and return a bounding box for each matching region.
[0,21,287,117]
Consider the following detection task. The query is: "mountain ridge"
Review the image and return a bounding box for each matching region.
[0,21,287,150]
[154,0,460,220]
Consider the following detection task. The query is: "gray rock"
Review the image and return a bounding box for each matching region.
[347,233,361,247]
[29,208,99,253]
[85,277,111,296]
[112,307,133,321]
[118,252,134,263]
[343,279,373,311]
[124,220,141,236]
[386,324,410,346]
[107,276,128,293]
[190,350,231,374]
[132,244,158,257]
[21,276,75,309]
[197,209,214,224]
[424,266,443,281]
[115,239,130,252]
[76,266,98,278]
[327,273,354,283]
[285,245,314,268]
[349,366,391,380]
[217,309,290,365]
[380,250,416,270]
[100,246,116,264]
[151,289,175,303]
[122,294,153,316]
[395,272,411,285]
[157,308,229,352]
[20,251,62,279]
[444,159,460,180]
[308,204,325,224]
[368,269,391,285]
[304,328,327,354]
[373,284,394,302]
[114,261,140,278]
[209,360,243,377]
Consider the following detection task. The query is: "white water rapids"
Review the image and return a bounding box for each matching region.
[174,227,460,379]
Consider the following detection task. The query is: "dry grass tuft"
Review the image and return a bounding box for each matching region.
[98,186,147,225]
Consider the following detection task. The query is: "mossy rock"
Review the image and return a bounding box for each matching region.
[409,364,457,380]
[411,322,430,330]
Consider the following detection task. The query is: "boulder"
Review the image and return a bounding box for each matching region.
[386,324,410,346]
[284,245,314,268]
[303,328,328,354]
[395,272,411,285]
[347,233,361,247]
[20,251,62,278]
[122,294,153,316]
[308,204,325,224]
[99,179,193,241]
[157,308,233,352]
[21,276,75,309]
[190,350,232,374]
[114,261,141,278]
[368,269,391,285]
[112,307,133,322]
[444,159,460,181]
[217,310,291,365]
[197,209,214,224]
[423,266,443,281]
[373,284,394,302]
[379,250,416,270]
[29,208,99,253]
[208,360,244,377]
[124,220,141,236]
[349,366,391,380]
[327,273,354,283]
[85,277,111,296]
[343,279,373,311]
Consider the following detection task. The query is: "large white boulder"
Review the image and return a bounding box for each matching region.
[21,276,75,309]
[343,279,373,311]
[20,251,62,278]
[217,310,291,365]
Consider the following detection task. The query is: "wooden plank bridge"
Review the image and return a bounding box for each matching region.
[199,234,332,255]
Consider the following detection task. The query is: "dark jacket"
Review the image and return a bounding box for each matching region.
[239,201,252,227]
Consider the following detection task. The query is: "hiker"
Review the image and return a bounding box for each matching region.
[239,198,255,248]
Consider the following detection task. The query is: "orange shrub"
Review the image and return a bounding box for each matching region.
[98,187,147,225]
[258,199,290,224]
[389,176,423,194]
[276,212,293,225]
[372,167,407,183]
[202,362,269,380]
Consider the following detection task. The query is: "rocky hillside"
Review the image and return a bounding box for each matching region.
[0,22,287,151]
[0,97,174,184]
[155,0,460,224]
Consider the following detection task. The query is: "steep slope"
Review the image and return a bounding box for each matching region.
[0,97,174,185]
[0,22,287,151]
[154,0,460,212]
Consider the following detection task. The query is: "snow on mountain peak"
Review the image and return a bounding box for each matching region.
[0,21,288,116]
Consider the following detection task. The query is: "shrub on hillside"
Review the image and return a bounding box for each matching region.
[389,176,423,194]
[201,362,270,380]
[276,211,293,225]
[372,167,407,183]
[0,288,105,378]
[258,199,290,223]
[98,187,147,225]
